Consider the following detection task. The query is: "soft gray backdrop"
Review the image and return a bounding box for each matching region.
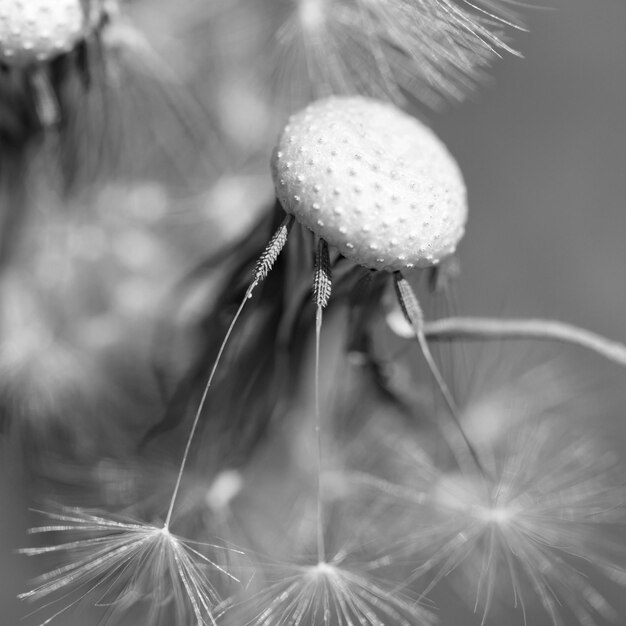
[3,0,626,624]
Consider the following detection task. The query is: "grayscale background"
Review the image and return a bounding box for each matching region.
[2,0,626,624]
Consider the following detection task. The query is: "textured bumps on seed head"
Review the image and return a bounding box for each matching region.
[272,96,467,272]
[0,0,87,66]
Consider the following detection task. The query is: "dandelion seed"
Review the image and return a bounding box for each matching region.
[237,553,433,626]
[19,211,296,624]
[271,94,485,474]
[20,507,240,625]
[159,466,254,579]
[375,418,626,626]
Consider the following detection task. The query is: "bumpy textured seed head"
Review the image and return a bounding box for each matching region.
[0,0,87,67]
[272,96,467,272]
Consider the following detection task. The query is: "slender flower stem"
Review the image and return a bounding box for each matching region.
[314,304,326,564]
[422,317,626,367]
[164,281,257,529]
[313,238,332,564]
[164,215,294,529]
[394,273,485,477]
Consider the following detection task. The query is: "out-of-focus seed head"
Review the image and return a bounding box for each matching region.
[195,0,520,113]
[0,0,89,67]
[272,96,467,272]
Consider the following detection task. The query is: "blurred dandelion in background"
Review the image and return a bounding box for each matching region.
[191,0,520,113]
[237,556,433,626]
[0,0,217,203]
[348,354,626,626]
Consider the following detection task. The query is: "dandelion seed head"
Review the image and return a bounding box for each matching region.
[0,0,89,67]
[273,95,467,272]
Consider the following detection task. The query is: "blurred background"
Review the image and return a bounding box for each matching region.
[2,0,626,624]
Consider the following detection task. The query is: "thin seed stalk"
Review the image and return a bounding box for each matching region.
[313,238,331,564]
[393,272,485,477]
[164,215,293,529]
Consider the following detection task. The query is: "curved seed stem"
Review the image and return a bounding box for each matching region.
[164,281,256,529]
[394,273,485,477]
[422,317,626,367]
